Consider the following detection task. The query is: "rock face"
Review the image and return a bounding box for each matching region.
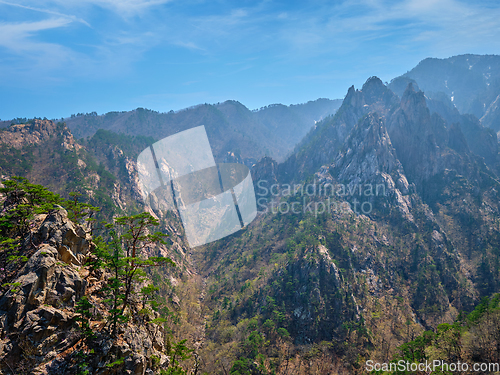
[327,113,415,222]
[251,156,279,204]
[0,120,79,151]
[0,209,90,373]
[34,208,94,266]
[266,245,357,344]
[279,77,398,183]
[0,206,170,374]
[287,78,497,222]
[0,246,85,368]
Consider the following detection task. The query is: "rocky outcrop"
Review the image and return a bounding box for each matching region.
[251,156,279,203]
[34,208,93,266]
[384,83,495,204]
[279,77,399,183]
[0,206,171,374]
[0,120,80,151]
[0,235,88,373]
[326,113,415,222]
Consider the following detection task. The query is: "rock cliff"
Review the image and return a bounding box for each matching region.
[0,197,170,374]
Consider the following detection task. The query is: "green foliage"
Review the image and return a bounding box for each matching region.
[243,330,264,359]
[0,145,34,176]
[75,296,95,339]
[139,283,160,313]
[467,294,500,323]
[389,293,500,373]
[0,177,62,280]
[151,354,161,369]
[87,129,155,158]
[276,327,290,339]
[106,357,124,368]
[64,192,100,227]
[92,212,174,338]
[0,176,61,236]
[160,338,193,375]
[95,233,128,338]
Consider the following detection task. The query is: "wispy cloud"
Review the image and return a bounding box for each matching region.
[259,0,500,62]
[82,0,174,15]
[0,0,90,26]
[0,18,71,53]
[12,0,175,17]
[172,40,206,52]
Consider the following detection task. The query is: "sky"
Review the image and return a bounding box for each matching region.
[1,0,500,120]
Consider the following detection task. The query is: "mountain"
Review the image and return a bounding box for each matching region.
[63,99,341,164]
[190,75,500,371]
[0,125,206,374]
[389,54,500,131]
[0,180,205,374]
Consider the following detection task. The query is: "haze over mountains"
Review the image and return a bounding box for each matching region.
[63,98,342,164]
[2,54,500,374]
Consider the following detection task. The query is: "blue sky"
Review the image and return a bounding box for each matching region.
[1,0,500,120]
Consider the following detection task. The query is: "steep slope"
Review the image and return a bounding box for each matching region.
[279,77,398,183]
[3,64,500,373]
[0,122,213,374]
[328,112,415,222]
[389,54,500,130]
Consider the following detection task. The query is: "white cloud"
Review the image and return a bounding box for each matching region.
[172,41,206,52]
[0,0,90,26]
[0,18,72,52]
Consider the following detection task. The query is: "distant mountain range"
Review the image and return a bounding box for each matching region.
[63,98,342,164]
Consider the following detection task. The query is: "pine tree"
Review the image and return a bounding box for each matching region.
[94,212,175,338]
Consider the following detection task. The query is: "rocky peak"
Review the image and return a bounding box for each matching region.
[0,120,79,151]
[279,78,400,183]
[343,85,363,108]
[328,113,415,221]
[34,207,94,266]
[335,113,400,179]
[361,76,396,107]
[400,83,430,123]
